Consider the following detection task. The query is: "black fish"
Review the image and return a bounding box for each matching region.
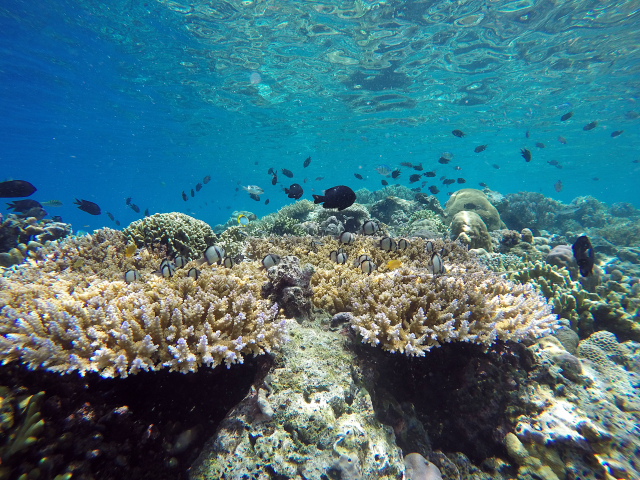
[106,212,115,221]
[0,180,36,198]
[182,191,188,201]
[474,145,487,153]
[548,160,559,166]
[413,163,423,171]
[633,160,639,164]
[52,215,62,222]
[452,129,465,137]
[354,173,363,180]
[191,189,195,197]
[428,186,439,194]
[421,181,427,187]
[303,156,311,168]
[479,182,488,187]
[144,208,149,217]
[492,164,500,169]
[381,180,388,186]
[457,178,466,184]
[315,177,324,181]
[125,197,132,206]
[6,199,41,213]
[312,185,356,211]
[391,169,401,179]
[572,235,594,277]
[74,198,101,215]
[249,193,260,201]
[521,148,532,162]
[560,111,573,121]
[195,183,203,192]
[400,162,413,168]
[454,166,461,170]
[272,174,277,186]
[254,161,259,165]
[203,175,211,184]
[409,174,421,183]
[535,142,545,148]
[525,130,530,138]
[265,199,269,205]
[130,204,140,213]
[424,171,436,177]
[285,183,303,199]
[268,168,275,175]
[583,121,598,131]
[115,220,120,226]
[281,168,293,178]
[438,157,450,164]
[611,130,624,137]
[443,179,455,186]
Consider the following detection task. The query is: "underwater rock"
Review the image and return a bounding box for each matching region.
[449,211,493,252]
[367,196,415,225]
[444,189,504,231]
[261,255,315,321]
[520,228,534,244]
[546,245,579,279]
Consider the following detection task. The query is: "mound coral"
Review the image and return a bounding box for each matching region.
[0,229,288,378]
[245,236,558,356]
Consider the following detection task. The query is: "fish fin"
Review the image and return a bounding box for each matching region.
[312,194,324,204]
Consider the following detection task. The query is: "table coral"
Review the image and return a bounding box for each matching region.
[0,230,288,378]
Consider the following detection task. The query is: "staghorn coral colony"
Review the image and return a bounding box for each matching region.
[1,189,640,479]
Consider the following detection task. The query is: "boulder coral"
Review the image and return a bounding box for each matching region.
[444,189,505,231]
[449,211,493,252]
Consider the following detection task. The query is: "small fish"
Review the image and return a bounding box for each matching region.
[125,197,132,205]
[124,270,141,283]
[399,162,413,168]
[204,245,225,265]
[633,160,639,164]
[130,204,140,213]
[329,250,348,264]
[464,203,477,209]
[222,256,235,268]
[611,130,624,137]
[411,187,421,193]
[187,268,200,280]
[438,157,451,164]
[355,254,371,266]
[303,156,311,168]
[535,142,545,148]
[115,220,120,226]
[375,164,392,176]
[379,237,397,252]
[431,253,445,275]
[558,136,567,144]
[428,186,439,194]
[262,254,281,269]
[281,168,293,178]
[443,179,455,186]
[182,191,188,201]
[338,231,355,245]
[161,260,176,278]
[315,177,324,181]
[525,130,530,138]
[583,121,598,131]
[41,200,63,207]
[304,178,307,183]
[478,182,488,187]
[554,180,563,192]
[312,185,356,211]
[381,179,388,186]
[548,160,559,166]
[268,168,275,175]
[74,199,101,215]
[285,183,303,199]
[203,175,211,184]
[125,244,136,257]
[144,208,149,217]
[425,241,434,253]
[625,111,639,119]
[195,183,203,192]
[360,260,376,275]
[457,178,466,184]
[560,111,573,121]
[409,174,421,183]
[454,166,461,171]
[474,145,487,153]
[354,173,363,180]
[361,220,379,235]
[106,212,115,221]
[174,255,189,268]
[391,169,401,179]
[521,148,532,162]
[593,177,599,181]
[243,185,264,195]
[397,239,410,250]
[254,161,259,165]
[387,259,402,270]
[265,199,270,205]
[249,193,260,201]
[0,180,37,198]
[452,129,465,137]
[424,171,436,177]
[238,214,250,226]
[271,174,278,186]
[572,235,594,277]
[421,181,427,187]
[413,163,423,171]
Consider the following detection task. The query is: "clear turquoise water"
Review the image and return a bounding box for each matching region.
[1,0,639,231]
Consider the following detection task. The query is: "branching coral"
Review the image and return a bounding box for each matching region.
[245,236,558,356]
[0,230,288,378]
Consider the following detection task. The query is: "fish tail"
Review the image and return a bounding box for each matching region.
[312,194,324,204]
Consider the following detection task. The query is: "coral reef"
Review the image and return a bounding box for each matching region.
[496,192,562,233]
[396,209,447,238]
[245,236,558,356]
[449,211,493,252]
[261,256,315,321]
[0,229,288,378]
[444,189,505,231]
[123,213,216,258]
[369,196,417,225]
[189,318,405,479]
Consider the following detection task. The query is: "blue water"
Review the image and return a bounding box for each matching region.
[1,0,639,232]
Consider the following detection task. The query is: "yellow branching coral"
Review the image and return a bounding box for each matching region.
[0,230,288,378]
[244,236,558,356]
